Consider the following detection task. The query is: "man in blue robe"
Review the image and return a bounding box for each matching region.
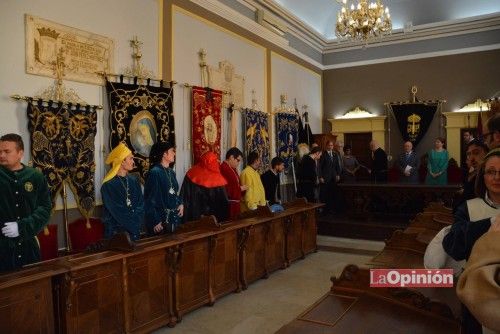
[144,142,184,235]
[101,143,144,241]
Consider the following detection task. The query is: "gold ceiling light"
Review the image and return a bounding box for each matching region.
[336,0,392,41]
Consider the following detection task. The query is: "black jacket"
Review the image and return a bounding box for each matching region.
[261,170,280,205]
[319,150,341,183]
[179,177,229,223]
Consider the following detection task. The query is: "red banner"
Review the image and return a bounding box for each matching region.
[192,86,223,164]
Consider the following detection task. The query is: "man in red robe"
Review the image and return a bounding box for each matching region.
[220,147,247,219]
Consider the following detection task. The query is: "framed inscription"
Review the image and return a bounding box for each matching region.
[26,14,114,85]
[208,60,245,109]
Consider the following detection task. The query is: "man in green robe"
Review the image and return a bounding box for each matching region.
[0,133,51,272]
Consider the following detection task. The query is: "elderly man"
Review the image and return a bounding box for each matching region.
[0,134,51,272]
[398,141,419,183]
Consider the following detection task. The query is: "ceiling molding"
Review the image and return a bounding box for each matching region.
[189,0,290,49]
[189,0,500,70]
[244,1,500,57]
[324,13,500,53]
[323,43,500,70]
[189,0,324,69]
[252,0,329,47]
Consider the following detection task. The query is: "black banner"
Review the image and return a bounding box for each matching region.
[27,99,97,218]
[391,103,438,147]
[297,110,313,146]
[106,79,175,182]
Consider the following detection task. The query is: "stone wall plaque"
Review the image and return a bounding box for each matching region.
[26,14,114,85]
[208,60,245,109]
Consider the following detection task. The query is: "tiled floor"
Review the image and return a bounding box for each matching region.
[154,236,378,334]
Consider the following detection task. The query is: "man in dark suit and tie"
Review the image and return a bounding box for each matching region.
[319,141,341,213]
[398,141,419,183]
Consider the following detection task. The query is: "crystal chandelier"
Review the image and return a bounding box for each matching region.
[336,0,392,41]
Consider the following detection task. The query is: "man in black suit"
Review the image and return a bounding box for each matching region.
[298,147,322,203]
[319,140,341,212]
[369,140,388,183]
[398,141,419,183]
[261,157,284,205]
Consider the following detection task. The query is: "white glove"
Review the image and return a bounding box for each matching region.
[2,222,19,238]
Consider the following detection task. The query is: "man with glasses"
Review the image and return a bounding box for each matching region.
[220,147,247,219]
[454,140,489,211]
[484,113,500,149]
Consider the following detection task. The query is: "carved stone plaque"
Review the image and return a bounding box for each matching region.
[208,60,245,109]
[25,14,114,85]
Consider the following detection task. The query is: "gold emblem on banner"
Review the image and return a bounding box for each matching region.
[407,113,421,141]
[24,182,34,192]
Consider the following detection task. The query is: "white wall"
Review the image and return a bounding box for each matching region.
[271,52,322,135]
[172,6,267,180]
[0,0,159,209]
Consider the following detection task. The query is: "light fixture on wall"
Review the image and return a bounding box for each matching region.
[335,0,392,41]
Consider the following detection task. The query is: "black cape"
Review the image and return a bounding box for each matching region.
[180,176,229,223]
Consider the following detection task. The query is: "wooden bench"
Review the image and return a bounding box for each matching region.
[276,265,461,334]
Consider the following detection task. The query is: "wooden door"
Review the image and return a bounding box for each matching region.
[344,132,372,181]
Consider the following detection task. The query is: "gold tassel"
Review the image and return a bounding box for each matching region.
[43,226,49,235]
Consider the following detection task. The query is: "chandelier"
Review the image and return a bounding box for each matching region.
[336,0,392,41]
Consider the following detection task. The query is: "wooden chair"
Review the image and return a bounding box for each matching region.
[37,224,58,260]
[68,217,104,252]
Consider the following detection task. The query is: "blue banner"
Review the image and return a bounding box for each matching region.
[243,109,270,174]
[275,112,299,171]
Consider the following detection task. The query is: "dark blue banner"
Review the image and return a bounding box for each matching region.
[243,109,270,174]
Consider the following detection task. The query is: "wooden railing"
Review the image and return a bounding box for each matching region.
[0,199,322,333]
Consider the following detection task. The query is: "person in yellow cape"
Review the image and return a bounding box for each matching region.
[240,150,266,212]
[101,142,144,241]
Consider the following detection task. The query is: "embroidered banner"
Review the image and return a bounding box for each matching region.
[192,86,223,164]
[297,110,313,146]
[275,112,299,171]
[27,99,97,218]
[391,103,438,147]
[243,109,270,174]
[106,79,175,182]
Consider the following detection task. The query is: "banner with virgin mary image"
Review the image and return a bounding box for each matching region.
[106,78,175,182]
[27,99,97,218]
[192,86,223,164]
[275,112,299,171]
[243,108,270,174]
